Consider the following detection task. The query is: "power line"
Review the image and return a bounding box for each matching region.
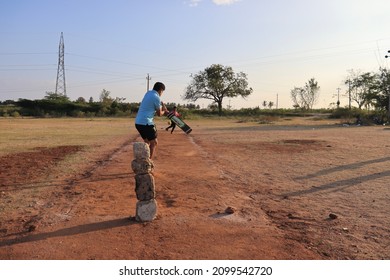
[0,52,56,55]
[0,68,55,71]
[0,64,56,67]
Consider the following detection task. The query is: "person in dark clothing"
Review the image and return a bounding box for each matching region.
[165,106,180,134]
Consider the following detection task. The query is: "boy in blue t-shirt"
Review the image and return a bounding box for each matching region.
[135,82,168,159]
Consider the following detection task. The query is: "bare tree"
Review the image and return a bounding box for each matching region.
[290,78,320,110]
[290,87,305,109]
[303,78,320,109]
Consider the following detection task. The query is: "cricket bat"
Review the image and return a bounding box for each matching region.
[166,111,192,134]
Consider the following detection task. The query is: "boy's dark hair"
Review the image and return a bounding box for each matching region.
[153,82,165,92]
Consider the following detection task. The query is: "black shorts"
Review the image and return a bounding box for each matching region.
[135,124,157,141]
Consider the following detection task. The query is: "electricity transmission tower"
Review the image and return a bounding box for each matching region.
[55,32,66,96]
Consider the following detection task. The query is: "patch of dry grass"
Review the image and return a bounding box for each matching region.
[0,118,132,156]
[0,116,338,156]
[0,118,136,178]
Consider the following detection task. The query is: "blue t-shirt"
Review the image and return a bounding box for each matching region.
[135,90,161,125]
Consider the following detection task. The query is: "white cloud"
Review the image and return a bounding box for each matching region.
[186,0,241,7]
[187,0,202,7]
[212,0,241,5]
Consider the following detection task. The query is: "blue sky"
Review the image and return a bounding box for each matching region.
[1,0,390,109]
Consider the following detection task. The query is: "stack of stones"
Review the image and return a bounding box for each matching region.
[131,142,157,222]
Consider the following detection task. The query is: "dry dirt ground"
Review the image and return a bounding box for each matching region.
[0,118,389,260]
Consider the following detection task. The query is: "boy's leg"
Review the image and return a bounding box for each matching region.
[149,138,158,158]
[135,124,158,158]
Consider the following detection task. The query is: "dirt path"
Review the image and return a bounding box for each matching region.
[1,121,389,260]
[0,128,318,260]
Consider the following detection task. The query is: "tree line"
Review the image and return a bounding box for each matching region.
[0,90,198,118]
[184,64,389,119]
[290,68,390,116]
[343,68,390,112]
[1,64,389,121]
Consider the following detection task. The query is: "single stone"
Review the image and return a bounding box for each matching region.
[133,142,150,159]
[136,199,157,222]
[131,158,154,175]
[329,213,338,220]
[135,173,155,201]
[225,206,236,214]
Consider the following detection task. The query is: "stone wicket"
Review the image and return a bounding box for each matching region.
[131,142,157,222]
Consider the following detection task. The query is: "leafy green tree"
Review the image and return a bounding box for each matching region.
[375,67,390,119]
[76,97,86,103]
[184,64,253,116]
[99,89,113,115]
[99,89,113,104]
[44,91,69,102]
[344,70,376,109]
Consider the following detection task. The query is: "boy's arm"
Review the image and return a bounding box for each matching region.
[156,101,168,116]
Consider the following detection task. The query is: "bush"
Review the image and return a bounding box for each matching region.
[11,111,20,118]
[330,107,387,125]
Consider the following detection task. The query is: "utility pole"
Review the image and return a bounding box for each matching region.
[55,32,66,96]
[276,93,278,109]
[336,87,341,108]
[146,73,151,91]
